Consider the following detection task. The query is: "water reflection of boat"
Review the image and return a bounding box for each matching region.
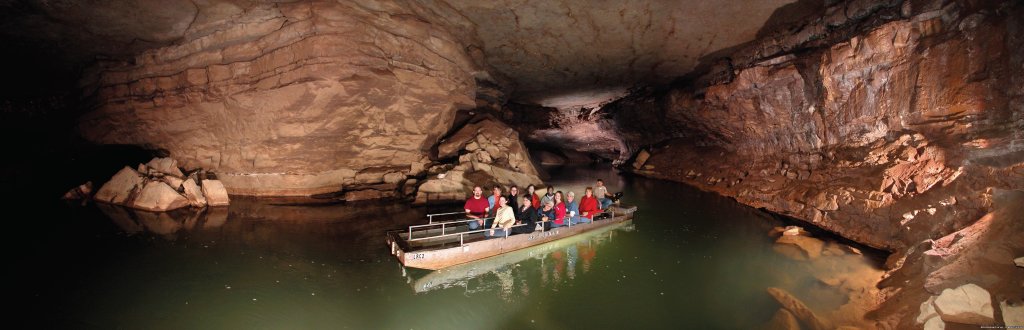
[405,220,634,293]
[386,205,637,270]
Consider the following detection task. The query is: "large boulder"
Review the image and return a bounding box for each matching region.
[145,157,184,178]
[94,166,144,205]
[201,179,230,206]
[933,283,995,325]
[131,181,190,212]
[1002,300,1024,328]
[415,117,543,204]
[181,178,207,208]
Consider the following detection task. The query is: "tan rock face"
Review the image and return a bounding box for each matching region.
[131,181,190,212]
[415,117,543,204]
[614,2,1024,251]
[78,0,488,196]
[201,180,230,206]
[933,283,995,325]
[94,166,144,205]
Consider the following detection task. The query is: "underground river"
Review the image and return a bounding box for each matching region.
[22,165,886,329]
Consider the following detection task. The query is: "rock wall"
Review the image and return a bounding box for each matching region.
[611,0,1024,251]
[77,0,493,196]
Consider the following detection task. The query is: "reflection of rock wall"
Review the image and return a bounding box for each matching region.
[613,1,1024,251]
[78,0,489,196]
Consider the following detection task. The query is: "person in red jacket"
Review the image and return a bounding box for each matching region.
[526,184,541,207]
[579,187,600,222]
[552,191,567,227]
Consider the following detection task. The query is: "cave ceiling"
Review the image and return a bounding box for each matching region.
[1,0,808,107]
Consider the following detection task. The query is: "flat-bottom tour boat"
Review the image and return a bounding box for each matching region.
[386,204,638,270]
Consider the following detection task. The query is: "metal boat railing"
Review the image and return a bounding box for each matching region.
[407,207,631,246]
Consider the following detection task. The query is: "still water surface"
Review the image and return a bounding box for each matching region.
[23,165,882,329]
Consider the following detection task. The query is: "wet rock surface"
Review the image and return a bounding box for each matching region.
[609,1,1024,327]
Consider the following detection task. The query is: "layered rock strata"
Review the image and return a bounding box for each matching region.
[78,0,492,196]
[609,0,1023,326]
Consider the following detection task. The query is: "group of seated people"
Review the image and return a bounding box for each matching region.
[463,180,617,238]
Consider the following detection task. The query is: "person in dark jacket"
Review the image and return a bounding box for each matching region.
[513,197,538,234]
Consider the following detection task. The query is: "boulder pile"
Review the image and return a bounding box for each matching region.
[92,157,230,211]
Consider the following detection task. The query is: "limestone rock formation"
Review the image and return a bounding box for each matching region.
[1002,300,1024,327]
[201,179,230,207]
[94,166,144,205]
[131,181,190,212]
[613,1,1024,253]
[763,308,800,330]
[78,0,491,197]
[415,117,543,204]
[1015,257,1023,268]
[775,235,825,260]
[933,283,994,325]
[181,178,207,208]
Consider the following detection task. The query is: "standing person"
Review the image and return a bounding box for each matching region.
[552,191,567,228]
[513,197,538,234]
[595,179,614,209]
[464,186,489,230]
[538,201,556,231]
[579,187,600,222]
[565,191,582,224]
[526,184,541,207]
[507,185,521,218]
[486,195,517,238]
[540,185,556,206]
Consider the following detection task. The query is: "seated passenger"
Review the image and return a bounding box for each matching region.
[507,185,521,218]
[464,185,489,230]
[486,195,516,238]
[526,184,541,208]
[540,185,555,207]
[552,191,567,228]
[565,191,583,224]
[579,187,600,222]
[595,179,614,209]
[512,197,538,234]
[538,201,556,231]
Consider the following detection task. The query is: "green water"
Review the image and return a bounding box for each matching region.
[19,165,882,329]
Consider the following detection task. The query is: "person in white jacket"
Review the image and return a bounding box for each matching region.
[486,195,517,238]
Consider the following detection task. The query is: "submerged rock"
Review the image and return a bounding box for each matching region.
[775,235,825,260]
[766,287,831,330]
[933,283,994,325]
[762,308,800,330]
[94,166,144,205]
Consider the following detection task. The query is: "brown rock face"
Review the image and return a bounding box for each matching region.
[613,1,1024,251]
[78,0,489,196]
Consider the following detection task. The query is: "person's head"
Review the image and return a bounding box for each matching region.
[566,191,575,202]
[546,185,555,195]
[585,187,593,197]
[597,179,604,187]
[522,197,532,208]
[472,186,483,198]
[527,184,536,194]
[554,191,563,203]
[492,186,502,196]
[544,201,554,210]
[510,186,519,196]
[499,195,508,207]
